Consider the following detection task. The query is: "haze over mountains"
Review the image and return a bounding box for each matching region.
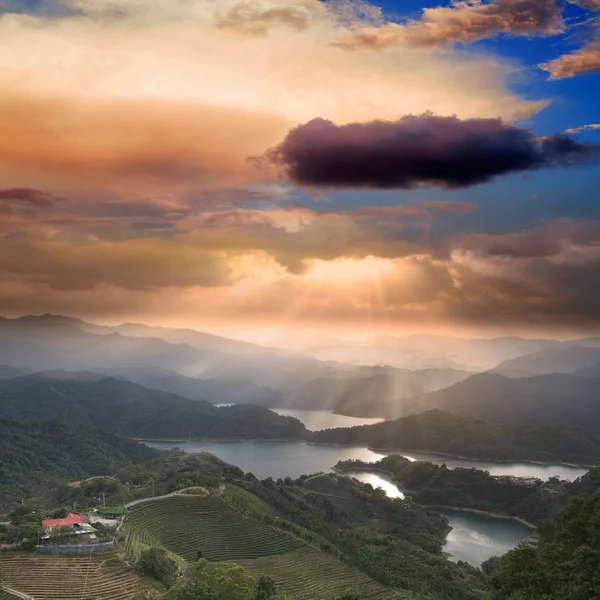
[1,314,600,435]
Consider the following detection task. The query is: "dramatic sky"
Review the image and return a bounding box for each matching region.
[0,0,599,342]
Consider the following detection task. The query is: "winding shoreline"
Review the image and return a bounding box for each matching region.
[307,440,594,469]
[334,464,538,529]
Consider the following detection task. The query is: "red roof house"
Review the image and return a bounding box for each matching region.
[42,513,88,531]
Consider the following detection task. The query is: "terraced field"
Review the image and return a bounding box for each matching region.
[222,483,280,518]
[0,555,141,600]
[125,495,303,562]
[237,547,407,600]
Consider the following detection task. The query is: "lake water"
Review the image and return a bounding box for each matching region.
[144,439,542,567]
[382,450,587,481]
[271,408,383,431]
[434,507,534,567]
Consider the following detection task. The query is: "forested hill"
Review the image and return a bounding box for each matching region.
[0,374,307,440]
[398,373,600,430]
[309,409,600,465]
[0,418,160,502]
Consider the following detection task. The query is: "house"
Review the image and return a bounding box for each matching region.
[41,513,96,539]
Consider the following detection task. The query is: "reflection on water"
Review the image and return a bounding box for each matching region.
[340,471,405,498]
[144,438,540,567]
[434,507,534,567]
[145,439,381,480]
[271,408,383,431]
[387,450,587,481]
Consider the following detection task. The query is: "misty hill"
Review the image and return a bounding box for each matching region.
[309,409,600,465]
[306,333,600,371]
[0,418,160,502]
[398,373,600,432]
[492,345,600,377]
[0,315,204,372]
[0,374,307,440]
[0,365,31,379]
[98,366,282,405]
[278,373,427,415]
[305,334,565,370]
[575,363,600,378]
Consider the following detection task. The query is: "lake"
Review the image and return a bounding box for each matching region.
[337,473,533,567]
[271,408,383,431]
[144,439,587,482]
[434,507,534,567]
[145,439,542,567]
[382,450,588,481]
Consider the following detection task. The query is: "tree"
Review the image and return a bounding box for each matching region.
[165,560,256,600]
[254,575,277,600]
[138,547,178,588]
[0,567,5,587]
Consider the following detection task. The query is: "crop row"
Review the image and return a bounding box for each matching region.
[237,548,407,600]
[126,495,302,562]
[0,555,141,600]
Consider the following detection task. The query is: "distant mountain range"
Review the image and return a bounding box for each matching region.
[393,373,600,431]
[3,314,600,428]
[491,345,600,377]
[303,333,600,371]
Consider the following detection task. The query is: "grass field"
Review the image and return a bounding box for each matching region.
[125,494,303,562]
[237,547,407,600]
[0,554,141,600]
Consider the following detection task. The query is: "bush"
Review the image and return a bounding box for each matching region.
[138,547,178,588]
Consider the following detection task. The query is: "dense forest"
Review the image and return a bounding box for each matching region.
[335,454,600,526]
[309,409,600,465]
[0,418,160,503]
[0,375,307,440]
[485,492,600,599]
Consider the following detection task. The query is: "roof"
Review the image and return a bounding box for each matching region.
[42,513,88,528]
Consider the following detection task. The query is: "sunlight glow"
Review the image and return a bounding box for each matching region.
[308,256,396,281]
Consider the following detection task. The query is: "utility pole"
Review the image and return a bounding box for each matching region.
[102,492,106,508]
[152,481,155,497]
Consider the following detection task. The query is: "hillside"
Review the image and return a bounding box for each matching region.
[0,375,307,440]
[309,409,600,465]
[491,345,600,377]
[388,373,600,431]
[0,418,160,502]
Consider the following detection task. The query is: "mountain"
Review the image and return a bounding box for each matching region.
[98,366,282,405]
[303,334,565,370]
[0,418,160,502]
[0,365,32,379]
[0,315,203,372]
[575,363,600,378]
[492,345,600,377]
[279,373,427,416]
[309,409,600,465]
[0,374,307,440]
[397,373,600,431]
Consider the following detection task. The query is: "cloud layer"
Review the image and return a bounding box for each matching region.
[336,0,564,49]
[259,113,598,189]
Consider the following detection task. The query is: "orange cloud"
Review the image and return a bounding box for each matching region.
[335,0,564,50]
[541,37,600,79]
[0,92,291,195]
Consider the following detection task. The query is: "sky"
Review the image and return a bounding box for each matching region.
[0,0,599,343]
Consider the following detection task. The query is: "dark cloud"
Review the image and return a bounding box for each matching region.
[0,187,60,206]
[258,113,599,189]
